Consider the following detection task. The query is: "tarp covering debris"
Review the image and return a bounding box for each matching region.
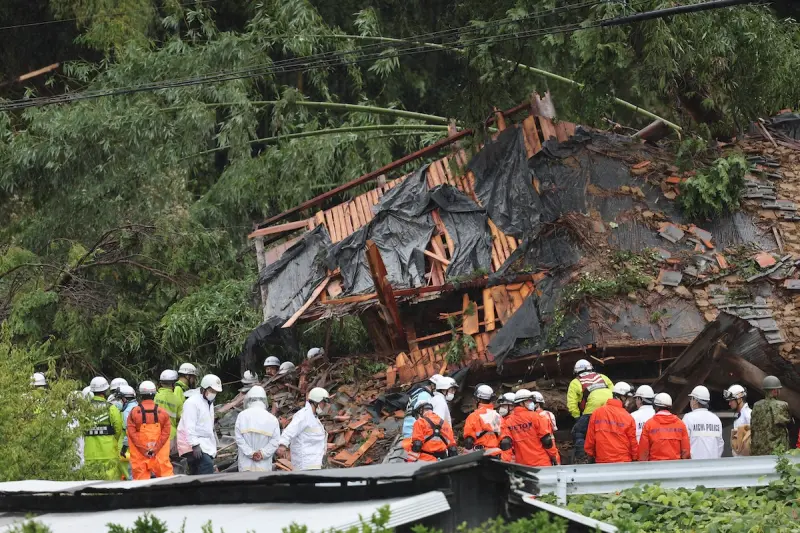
[766,113,800,141]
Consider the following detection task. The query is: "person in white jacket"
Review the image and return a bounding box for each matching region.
[683,385,723,459]
[632,385,656,443]
[431,377,456,426]
[235,386,280,472]
[177,374,223,475]
[277,387,330,470]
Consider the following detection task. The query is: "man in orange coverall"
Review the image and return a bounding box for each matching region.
[495,392,516,462]
[462,384,513,457]
[505,389,559,467]
[585,382,638,463]
[126,380,173,479]
[639,393,691,461]
[407,399,458,462]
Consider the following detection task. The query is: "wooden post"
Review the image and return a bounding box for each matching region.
[722,355,800,420]
[253,236,270,322]
[365,240,407,349]
[493,107,507,131]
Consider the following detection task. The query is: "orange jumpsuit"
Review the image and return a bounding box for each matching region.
[585,398,638,463]
[505,406,559,467]
[410,411,457,462]
[639,411,690,461]
[127,399,173,479]
[463,403,510,457]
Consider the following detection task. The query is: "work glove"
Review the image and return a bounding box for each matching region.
[587,456,596,464]
[192,445,203,460]
[550,457,559,466]
[120,445,128,458]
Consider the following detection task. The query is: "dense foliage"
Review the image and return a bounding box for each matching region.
[0,0,799,390]
[679,153,749,219]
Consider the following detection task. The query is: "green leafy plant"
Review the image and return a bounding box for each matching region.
[438,305,478,364]
[649,310,669,323]
[679,154,749,219]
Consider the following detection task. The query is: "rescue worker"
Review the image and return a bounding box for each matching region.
[683,385,723,460]
[751,376,791,455]
[127,381,173,480]
[402,377,435,438]
[108,378,128,403]
[177,374,223,475]
[154,369,181,451]
[408,399,458,462]
[239,370,259,393]
[84,376,124,480]
[278,361,296,377]
[495,392,516,462]
[532,391,557,431]
[585,382,638,463]
[175,363,199,404]
[307,347,325,359]
[463,385,512,457]
[505,389,559,467]
[639,393,690,461]
[567,359,613,461]
[277,387,330,470]
[117,385,138,479]
[263,356,281,378]
[235,386,281,472]
[724,384,751,456]
[632,385,656,443]
[431,376,456,426]
[31,372,47,389]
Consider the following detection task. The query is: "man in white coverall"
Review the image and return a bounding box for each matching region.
[235,386,280,471]
[277,387,330,470]
[177,374,223,475]
[683,385,724,459]
[431,377,456,426]
[631,385,656,443]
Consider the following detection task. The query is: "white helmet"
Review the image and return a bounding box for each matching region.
[634,385,655,401]
[653,392,673,409]
[81,386,94,399]
[497,392,516,406]
[307,348,324,359]
[159,369,178,382]
[308,387,330,404]
[241,370,259,386]
[436,376,457,391]
[200,374,223,392]
[31,372,47,388]
[532,391,545,404]
[178,363,198,376]
[139,381,157,395]
[90,376,110,393]
[689,385,711,403]
[574,359,593,374]
[474,384,494,401]
[119,385,136,399]
[245,385,268,407]
[278,361,296,375]
[613,382,634,397]
[414,397,434,412]
[110,378,128,391]
[263,356,281,368]
[429,374,443,387]
[514,389,534,403]
[723,384,746,401]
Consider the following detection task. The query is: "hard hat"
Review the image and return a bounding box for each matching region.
[436,377,457,391]
[308,387,330,403]
[514,389,534,403]
[496,392,515,406]
[110,378,128,390]
[119,385,136,398]
[278,361,296,375]
[200,374,223,392]
[613,382,634,397]
[414,398,433,412]
[532,391,545,404]
[263,356,281,368]
[574,359,593,374]
[90,376,110,393]
[689,385,711,403]
[653,393,673,409]
[241,370,259,386]
[634,385,655,400]
[81,386,94,399]
[474,384,494,401]
[178,363,198,376]
[307,348,324,359]
[429,374,443,386]
[159,369,178,382]
[723,384,746,401]
[762,375,782,390]
[139,381,157,395]
[245,385,268,405]
[31,373,47,387]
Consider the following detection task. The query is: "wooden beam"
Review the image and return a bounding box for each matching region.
[423,249,450,266]
[366,240,406,347]
[462,295,479,335]
[723,355,800,420]
[248,219,312,239]
[281,276,331,329]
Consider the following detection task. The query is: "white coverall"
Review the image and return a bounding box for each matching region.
[278,402,327,470]
[177,393,217,458]
[632,405,655,443]
[683,408,724,459]
[235,400,281,472]
[430,391,452,426]
[732,403,752,457]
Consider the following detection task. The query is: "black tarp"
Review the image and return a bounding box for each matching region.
[491,226,582,283]
[766,113,800,140]
[240,316,300,374]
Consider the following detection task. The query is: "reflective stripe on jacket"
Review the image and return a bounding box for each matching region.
[639,411,690,461]
[84,398,123,464]
[278,403,327,470]
[584,398,638,463]
[235,400,281,472]
[402,389,431,438]
[154,387,180,439]
[567,373,613,418]
[463,404,503,449]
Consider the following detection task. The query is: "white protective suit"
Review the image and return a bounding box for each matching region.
[732,403,752,457]
[177,392,217,457]
[235,400,281,472]
[430,392,452,426]
[683,408,724,459]
[632,405,655,443]
[278,402,327,470]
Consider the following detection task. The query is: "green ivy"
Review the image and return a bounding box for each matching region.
[679,154,749,220]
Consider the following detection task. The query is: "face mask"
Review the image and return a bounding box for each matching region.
[205,391,217,402]
[316,403,329,415]
[445,392,455,402]
[498,406,509,417]
[112,400,124,410]
[526,401,536,411]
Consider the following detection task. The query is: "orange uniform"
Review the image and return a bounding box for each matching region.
[505,406,559,467]
[410,411,457,462]
[463,403,511,457]
[639,411,690,461]
[585,398,638,463]
[127,399,173,479]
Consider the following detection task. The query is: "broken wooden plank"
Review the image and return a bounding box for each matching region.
[538,116,558,142]
[483,288,496,332]
[522,115,543,157]
[249,219,313,239]
[282,276,332,328]
[366,240,406,346]
[424,249,451,266]
[509,288,524,311]
[462,294,479,336]
[324,209,337,242]
[490,286,514,324]
[337,430,384,467]
[431,234,450,261]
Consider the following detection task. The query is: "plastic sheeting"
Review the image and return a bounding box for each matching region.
[766,113,800,140]
[491,227,581,283]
